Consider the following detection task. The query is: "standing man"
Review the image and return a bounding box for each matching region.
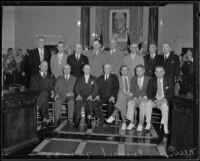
[144,44,160,77]
[159,43,180,82]
[123,43,144,78]
[73,64,98,129]
[67,44,89,78]
[54,64,76,126]
[28,37,51,78]
[146,66,174,136]
[126,65,150,131]
[30,61,55,127]
[105,38,124,75]
[50,42,69,78]
[106,65,132,130]
[86,39,106,77]
[93,64,119,120]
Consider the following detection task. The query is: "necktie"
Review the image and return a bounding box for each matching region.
[124,77,129,92]
[138,78,142,89]
[65,75,69,80]
[39,49,44,62]
[157,79,163,97]
[164,55,167,61]
[151,54,154,60]
[58,53,62,66]
[105,75,107,81]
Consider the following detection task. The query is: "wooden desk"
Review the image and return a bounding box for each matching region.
[2,90,38,155]
[170,96,193,150]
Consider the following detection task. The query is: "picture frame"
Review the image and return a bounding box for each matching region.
[109,9,130,42]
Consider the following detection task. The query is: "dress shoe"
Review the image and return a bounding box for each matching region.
[106,116,115,123]
[145,123,151,130]
[121,123,126,131]
[136,124,143,132]
[73,120,80,128]
[127,123,135,130]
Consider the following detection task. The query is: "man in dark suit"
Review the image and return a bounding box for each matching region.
[30,61,55,127]
[126,65,150,131]
[73,64,98,129]
[158,43,180,83]
[67,44,89,77]
[54,64,76,126]
[93,64,119,121]
[28,37,51,78]
[146,65,174,136]
[144,44,160,77]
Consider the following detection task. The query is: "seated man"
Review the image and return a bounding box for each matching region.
[73,64,98,129]
[93,64,119,121]
[106,65,132,130]
[126,64,150,131]
[54,64,76,126]
[30,61,55,127]
[146,65,174,136]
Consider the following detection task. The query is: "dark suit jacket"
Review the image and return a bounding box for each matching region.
[74,75,98,100]
[97,73,119,100]
[28,48,51,76]
[158,52,180,81]
[67,54,89,77]
[147,76,174,101]
[130,76,150,98]
[144,54,160,77]
[54,75,76,97]
[29,73,55,96]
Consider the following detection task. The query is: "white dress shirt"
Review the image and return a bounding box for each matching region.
[137,76,144,89]
[38,48,44,62]
[150,53,156,59]
[104,74,110,80]
[164,52,170,59]
[123,76,129,92]
[156,78,165,100]
[110,49,116,55]
[131,53,136,60]
[64,74,70,80]
[85,75,90,83]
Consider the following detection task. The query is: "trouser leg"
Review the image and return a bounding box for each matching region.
[160,102,169,126]
[54,98,63,121]
[93,100,102,119]
[67,97,74,121]
[145,100,154,123]
[138,102,146,125]
[74,100,83,123]
[127,100,135,122]
[107,101,114,119]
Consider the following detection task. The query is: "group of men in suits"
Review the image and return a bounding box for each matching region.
[28,36,180,135]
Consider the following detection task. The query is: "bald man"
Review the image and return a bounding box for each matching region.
[104,38,125,75]
[30,61,55,127]
[123,43,144,77]
[93,64,119,120]
[67,44,89,77]
[73,64,99,129]
[54,64,76,126]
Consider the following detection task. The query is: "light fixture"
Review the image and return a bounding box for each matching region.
[92,33,96,37]
[77,20,81,26]
[160,20,163,26]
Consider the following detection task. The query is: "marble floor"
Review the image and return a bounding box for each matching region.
[4,117,170,159]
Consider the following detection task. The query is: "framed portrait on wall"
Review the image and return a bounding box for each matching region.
[109,9,130,42]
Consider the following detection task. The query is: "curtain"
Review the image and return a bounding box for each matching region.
[148,7,158,47]
[80,7,90,48]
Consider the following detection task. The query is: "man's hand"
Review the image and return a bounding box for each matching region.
[76,95,82,101]
[87,95,93,101]
[109,96,115,103]
[51,90,55,98]
[94,96,100,101]
[125,91,133,97]
[66,92,74,97]
[54,94,60,101]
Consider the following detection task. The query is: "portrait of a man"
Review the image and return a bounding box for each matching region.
[110,9,130,42]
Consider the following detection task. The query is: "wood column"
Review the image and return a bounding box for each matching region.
[148,7,158,47]
[80,7,90,48]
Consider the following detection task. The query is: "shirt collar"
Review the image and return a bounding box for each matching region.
[157,77,163,82]
[165,52,170,58]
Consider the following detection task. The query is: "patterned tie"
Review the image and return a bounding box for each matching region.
[157,79,163,97]
[39,50,44,62]
[124,77,129,92]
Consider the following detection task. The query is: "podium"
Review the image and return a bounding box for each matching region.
[2,90,38,155]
